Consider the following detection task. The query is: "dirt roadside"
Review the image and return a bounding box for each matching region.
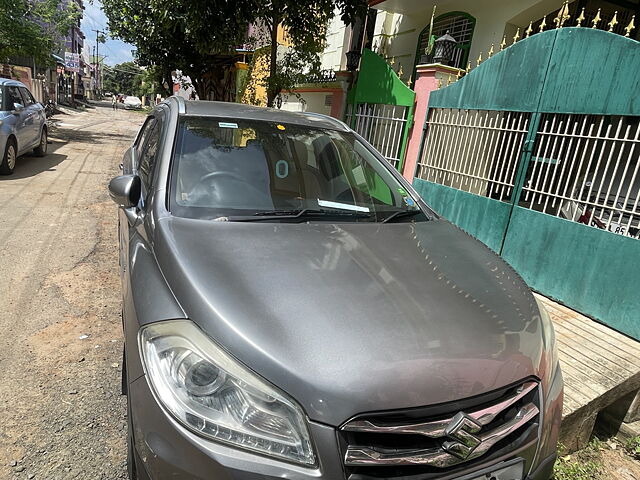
[0,105,142,479]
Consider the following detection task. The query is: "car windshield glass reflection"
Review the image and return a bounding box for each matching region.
[169,117,426,223]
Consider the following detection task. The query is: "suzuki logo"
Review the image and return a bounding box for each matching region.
[442,412,483,459]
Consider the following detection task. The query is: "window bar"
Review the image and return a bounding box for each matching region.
[586,118,624,227]
[541,116,574,213]
[452,110,475,186]
[438,109,459,184]
[524,118,551,203]
[492,113,518,199]
[496,112,519,199]
[570,117,606,221]
[528,118,557,207]
[431,109,451,184]
[477,114,502,195]
[620,126,640,233]
[420,109,439,181]
[547,117,581,211]
[602,123,633,230]
[487,113,512,198]
[434,109,456,184]
[556,116,590,212]
[532,117,563,207]
[503,114,530,200]
[462,110,485,190]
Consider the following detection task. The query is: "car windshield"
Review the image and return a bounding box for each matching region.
[0,88,3,110]
[169,116,427,223]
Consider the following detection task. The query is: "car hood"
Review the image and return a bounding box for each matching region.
[154,217,544,426]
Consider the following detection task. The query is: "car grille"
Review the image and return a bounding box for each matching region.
[338,380,540,479]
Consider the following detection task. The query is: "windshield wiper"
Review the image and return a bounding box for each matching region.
[217,208,373,222]
[382,209,424,223]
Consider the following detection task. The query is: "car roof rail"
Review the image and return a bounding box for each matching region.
[161,95,186,114]
[302,112,350,131]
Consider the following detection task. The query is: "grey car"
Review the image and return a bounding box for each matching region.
[0,78,48,175]
[109,96,563,480]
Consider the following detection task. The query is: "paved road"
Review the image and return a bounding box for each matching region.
[0,104,143,479]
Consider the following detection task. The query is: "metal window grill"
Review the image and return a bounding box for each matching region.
[345,103,410,169]
[417,108,531,201]
[419,14,475,69]
[520,114,640,239]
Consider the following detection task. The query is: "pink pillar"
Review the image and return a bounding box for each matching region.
[331,71,352,120]
[402,64,463,181]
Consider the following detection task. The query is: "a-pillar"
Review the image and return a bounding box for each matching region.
[402,63,463,181]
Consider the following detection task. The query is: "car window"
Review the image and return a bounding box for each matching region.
[18,87,35,106]
[135,117,156,157]
[138,120,161,191]
[6,87,23,109]
[169,116,425,223]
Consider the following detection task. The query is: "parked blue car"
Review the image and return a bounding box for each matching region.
[0,78,48,175]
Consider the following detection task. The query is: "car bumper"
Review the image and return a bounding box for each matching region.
[128,364,562,480]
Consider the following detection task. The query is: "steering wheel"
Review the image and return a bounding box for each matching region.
[191,170,273,207]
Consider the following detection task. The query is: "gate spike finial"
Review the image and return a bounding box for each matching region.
[500,35,507,50]
[436,78,442,89]
[525,22,533,37]
[476,52,483,67]
[592,9,602,28]
[389,56,396,66]
[407,75,413,87]
[539,16,547,32]
[456,69,461,79]
[447,74,453,85]
[513,28,520,44]
[398,64,404,78]
[466,61,471,74]
[554,1,570,28]
[625,15,635,37]
[608,11,619,32]
[576,8,586,27]
[488,43,495,58]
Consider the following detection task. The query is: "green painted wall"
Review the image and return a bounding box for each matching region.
[412,179,511,253]
[502,208,640,340]
[347,49,415,107]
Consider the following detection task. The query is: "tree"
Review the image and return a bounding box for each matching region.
[102,0,257,100]
[101,0,366,103]
[102,61,143,95]
[0,0,80,64]
[253,0,367,107]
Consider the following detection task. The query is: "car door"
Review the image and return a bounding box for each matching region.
[18,87,41,147]
[118,115,158,278]
[6,86,31,154]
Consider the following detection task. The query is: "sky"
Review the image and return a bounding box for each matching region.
[81,0,135,66]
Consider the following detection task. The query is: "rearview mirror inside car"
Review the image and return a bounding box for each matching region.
[109,175,141,208]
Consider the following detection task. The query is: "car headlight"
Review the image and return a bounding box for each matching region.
[139,320,316,466]
[535,299,559,393]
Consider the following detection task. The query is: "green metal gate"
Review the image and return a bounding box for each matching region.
[413,27,640,339]
[346,49,415,171]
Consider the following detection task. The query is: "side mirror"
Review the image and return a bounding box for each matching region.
[109,175,141,208]
[12,103,24,114]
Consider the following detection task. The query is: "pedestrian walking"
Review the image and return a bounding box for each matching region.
[111,94,117,110]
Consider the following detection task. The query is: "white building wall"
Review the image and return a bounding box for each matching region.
[320,10,352,71]
[319,0,563,83]
[280,92,333,115]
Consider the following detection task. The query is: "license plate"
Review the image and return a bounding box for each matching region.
[455,459,524,480]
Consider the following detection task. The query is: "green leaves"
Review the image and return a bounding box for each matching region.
[0,0,80,64]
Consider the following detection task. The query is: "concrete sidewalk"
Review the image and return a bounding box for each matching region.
[536,294,640,450]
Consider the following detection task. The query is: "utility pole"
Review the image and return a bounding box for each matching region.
[93,29,107,98]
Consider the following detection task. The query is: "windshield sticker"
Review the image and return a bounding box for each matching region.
[219,122,238,129]
[317,199,370,213]
[276,124,286,131]
[404,196,416,207]
[275,160,289,179]
[397,187,408,196]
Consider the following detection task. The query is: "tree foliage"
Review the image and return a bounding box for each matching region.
[0,0,80,64]
[102,61,143,95]
[101,0,367,102]
[101,0,257,100]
